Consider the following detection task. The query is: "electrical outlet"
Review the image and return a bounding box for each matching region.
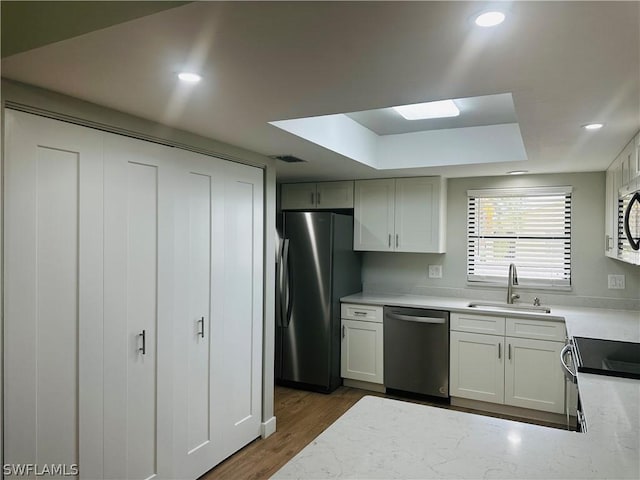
[428,265,443,279]
[607,274,625,289]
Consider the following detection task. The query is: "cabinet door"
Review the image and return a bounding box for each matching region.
[173,151,223,478]
[281,182,316,209]
[504,337,565,414]
[103,134,174,480]
[633,133,640,182]
[341,320,384,384]
[212,161,264,460]
[605,167,617,257]
[354,179,395,251]
[316,181,354,208]
[394,177,445,253]
[620,140,635,187]
[450,332,504,404]
[4,111,104,478]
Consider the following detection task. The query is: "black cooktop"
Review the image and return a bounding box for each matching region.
[574,337,640,380]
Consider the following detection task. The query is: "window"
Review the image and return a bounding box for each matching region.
[467,186,572,287]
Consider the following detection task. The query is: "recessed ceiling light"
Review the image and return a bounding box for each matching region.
[178,72,202,83]
[393,100,460,120]
[474,11,506,27]
[583,123,604,130]
[507,170,528,175]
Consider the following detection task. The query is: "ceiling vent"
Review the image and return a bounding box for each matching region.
[272,154,306,163]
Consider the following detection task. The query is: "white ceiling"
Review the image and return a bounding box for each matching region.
[2,1,639,182]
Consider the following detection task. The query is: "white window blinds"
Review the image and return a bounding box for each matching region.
[467,186,572,287]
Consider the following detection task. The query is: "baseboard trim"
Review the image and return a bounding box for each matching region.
[261,416,277,438]
[343,378,386,393]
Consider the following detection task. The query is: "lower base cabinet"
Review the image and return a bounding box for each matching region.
[450,331,505,404]
[341,319,384,384]
[450,314,566,415]
[504,337,565,413]
[340,303,384,385]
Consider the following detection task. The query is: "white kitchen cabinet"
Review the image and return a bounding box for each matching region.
[504,337,565,413]
[340,303,384,385]
[316,181,354,208]
[281,182,316,209]
[605,166,618,257]
[353,178,396,251]
[450,312,505,335]
[281,180,354,209]
[353,177,446,253]
[450,312,566,414]
[604,131,640,258]
[450,331,505,403]
[4,110,264,480]
[631,133,640,182]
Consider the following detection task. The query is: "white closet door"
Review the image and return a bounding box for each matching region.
[4,110,104,478]
[173,152,223,478]
[103,134,173,480]
[212,161,264,460]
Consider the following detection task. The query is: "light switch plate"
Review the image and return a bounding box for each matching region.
[428,265,443,279]
[607,274,625,289]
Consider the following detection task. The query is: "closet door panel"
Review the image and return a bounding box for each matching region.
[4,111,103,478]
[172,151,221,479]
[103,135,173,480]
[186,172,213,453]
[213,162,264,458]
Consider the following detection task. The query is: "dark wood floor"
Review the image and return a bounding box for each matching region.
[201,386,369,479]
[202,385,565,479]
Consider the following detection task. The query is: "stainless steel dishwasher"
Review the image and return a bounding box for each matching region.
[383,306,449,398]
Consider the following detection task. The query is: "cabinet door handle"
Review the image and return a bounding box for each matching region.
[508,344,512,360]
[198,317,205,338]
[396,234,399,248]
[311,192,315,205]
[353,311,367,316]
[317,192,321,205]
[498,343,501,359]
[342,325,346,339]
[388,234,392,248]
[139,329,146,355]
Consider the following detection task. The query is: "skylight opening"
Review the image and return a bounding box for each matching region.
[393,100,460,120]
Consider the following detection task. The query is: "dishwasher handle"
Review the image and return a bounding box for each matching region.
[385,312,446,324]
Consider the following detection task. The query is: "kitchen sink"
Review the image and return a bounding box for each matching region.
[467,301,551,314]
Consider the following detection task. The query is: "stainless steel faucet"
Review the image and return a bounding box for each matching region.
[507,263,520,304]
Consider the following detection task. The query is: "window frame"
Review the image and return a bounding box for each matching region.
[466,186,573,290]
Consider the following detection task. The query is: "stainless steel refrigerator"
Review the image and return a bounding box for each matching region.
[275,212,362,393]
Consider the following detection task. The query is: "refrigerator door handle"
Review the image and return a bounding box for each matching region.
[282,238,293,327]
[276,237,285,327]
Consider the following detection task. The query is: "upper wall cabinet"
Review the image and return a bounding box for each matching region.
[605,131,640,258]
[281,181,354,210]
[353,177,446,253]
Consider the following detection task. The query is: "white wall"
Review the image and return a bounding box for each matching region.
[363,172,640,309]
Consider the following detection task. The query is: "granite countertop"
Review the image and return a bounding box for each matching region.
[273,293,640,479]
